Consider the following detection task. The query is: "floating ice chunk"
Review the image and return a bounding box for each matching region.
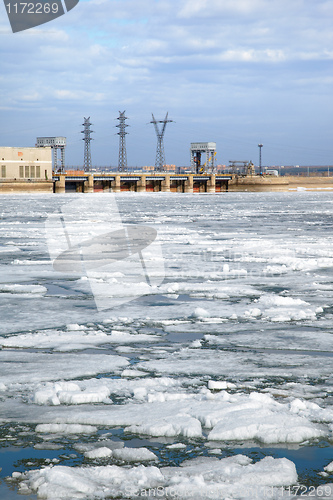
[15,464,164,499]
[208,381,235,391]
[147,392,191,403]
[324,462,333,473]
[253,293,320,322]
[58,387,111,405]
[0,245,21,253]
[270,309,316,322]
[121,369,147,378]
[33,388,61,406]
[133,387,147,400]
[112,447,158,462]
[264,265,288,275]
[0,284,47,294]
[125,415,202,439]
[0,327,159,351]
[36,424,98,435]
[191,307,210,318]
[34,385,108,406]
[34,443,62,450]
[14,455,297,499]
[66,324,88,331]
[108,330,161,343]
[0,351,129,386]
[162,455,297,498]
[258,295,309,307]
[166,443,186,450]
[208,411,323,444]
[84,447,113,459]
[245,308,262,318]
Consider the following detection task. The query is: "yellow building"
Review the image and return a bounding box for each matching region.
[0,147,53,192]
[0,146,52,180]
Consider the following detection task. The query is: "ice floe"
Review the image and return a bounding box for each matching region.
[12,455,298,499]
[0,327,161,351]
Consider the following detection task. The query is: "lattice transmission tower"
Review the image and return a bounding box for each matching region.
[81,117,94,172]
[117,111,129,172]
[150,112,173,171]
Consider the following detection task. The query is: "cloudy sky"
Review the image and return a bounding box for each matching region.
[0,0,332,167]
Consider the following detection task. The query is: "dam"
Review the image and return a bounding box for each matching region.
[52,172,301,194]
[53,172,232,193]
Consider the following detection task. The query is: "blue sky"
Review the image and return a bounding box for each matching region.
[0,0,332,167]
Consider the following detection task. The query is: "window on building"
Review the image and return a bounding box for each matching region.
[19,166,24,178]
[36,166,40,178]
[1,165,6,178]
[25,166,29,178]
[30,166,35,178]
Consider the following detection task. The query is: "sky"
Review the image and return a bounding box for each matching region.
[0,0,332,168]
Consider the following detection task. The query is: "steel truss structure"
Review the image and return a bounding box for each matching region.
[190,142,216,173]
[81,117,94,172]
[117,111,129,172]
[36,136,66,172]
[151,112,173,171]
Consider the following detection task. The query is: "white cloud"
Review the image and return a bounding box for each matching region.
[178,0,265,18]
[217,49,287,63]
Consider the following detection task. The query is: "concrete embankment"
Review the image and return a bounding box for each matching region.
[286,176,333,190]
[229,175,333,192]
[0,181,53,193]
[228,176,289,192]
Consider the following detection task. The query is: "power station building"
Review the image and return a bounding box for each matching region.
[0,147,53,191]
